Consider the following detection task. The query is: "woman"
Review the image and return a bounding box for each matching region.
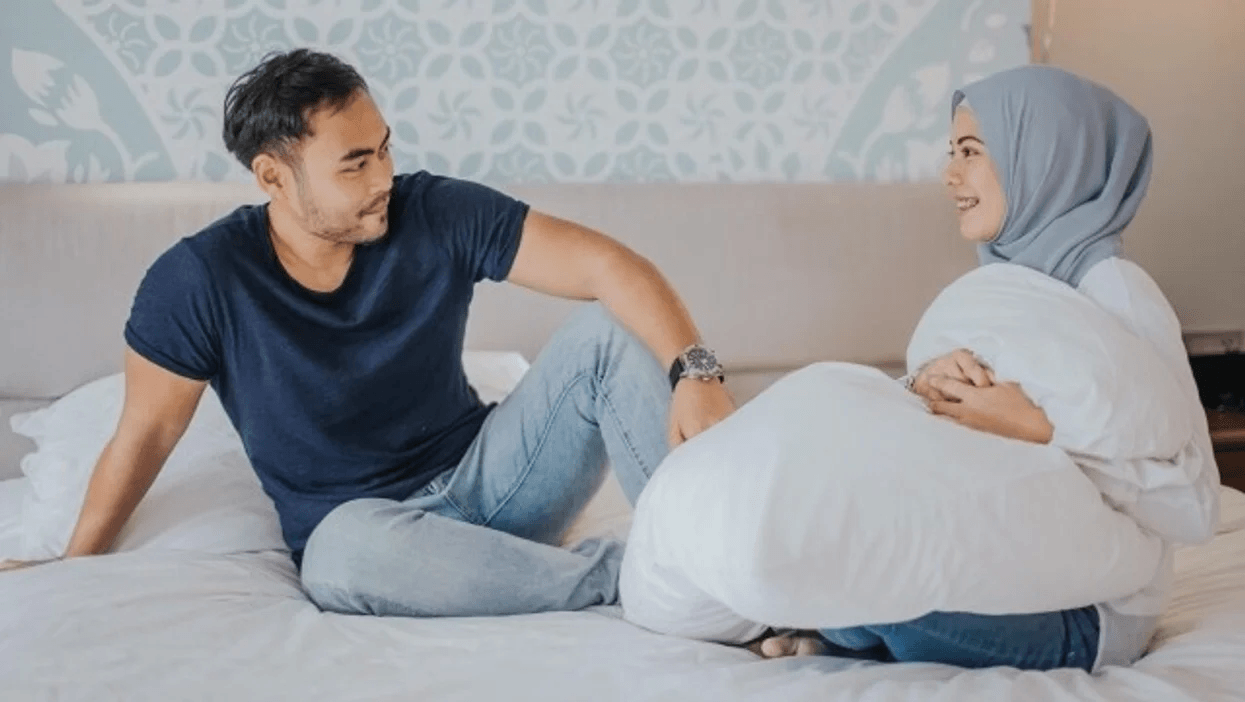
[759,66,1220,672]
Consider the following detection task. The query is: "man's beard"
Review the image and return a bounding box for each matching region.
[303,204,387,245]
[295,179,388,245]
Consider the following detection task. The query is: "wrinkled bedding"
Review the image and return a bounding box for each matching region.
[1,486,1243,701]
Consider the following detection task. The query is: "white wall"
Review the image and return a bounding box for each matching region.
[1033,0,1245,333]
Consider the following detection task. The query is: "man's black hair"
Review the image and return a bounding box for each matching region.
[222,48,369,170]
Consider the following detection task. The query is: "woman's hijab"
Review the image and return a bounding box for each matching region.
[952,65,1154,287]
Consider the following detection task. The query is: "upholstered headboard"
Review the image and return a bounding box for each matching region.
[0,181,973,478]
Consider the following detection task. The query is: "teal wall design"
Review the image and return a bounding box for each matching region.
[0,0,1028,184]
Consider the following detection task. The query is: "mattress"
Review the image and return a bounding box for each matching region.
[2,483,1244,702]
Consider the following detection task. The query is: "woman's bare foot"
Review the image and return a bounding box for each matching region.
[750,633,829,658]
[0,558,54,573]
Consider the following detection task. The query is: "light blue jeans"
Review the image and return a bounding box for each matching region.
[300,304,670,617]
[818,606,1101,672]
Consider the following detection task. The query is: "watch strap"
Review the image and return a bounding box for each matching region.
[668,356,685,390]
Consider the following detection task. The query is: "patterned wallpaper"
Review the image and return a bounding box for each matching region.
[0,0,1028,184]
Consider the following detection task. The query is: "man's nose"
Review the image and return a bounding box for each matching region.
[371,159,394,193]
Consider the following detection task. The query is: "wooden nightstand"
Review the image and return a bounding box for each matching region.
[1209,410,1245,492]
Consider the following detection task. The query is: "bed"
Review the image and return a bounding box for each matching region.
[2,182,1242,701]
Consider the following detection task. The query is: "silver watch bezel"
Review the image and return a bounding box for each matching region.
[678,343,723,380]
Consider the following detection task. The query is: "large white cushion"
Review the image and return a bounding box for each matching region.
[11,352,530,560]
[620,265,1188,641]
[907,263,1192,462]
[620,363,1165,641]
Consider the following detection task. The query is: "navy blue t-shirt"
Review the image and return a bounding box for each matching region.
[124,172,528,561]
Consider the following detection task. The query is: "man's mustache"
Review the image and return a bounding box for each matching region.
[361,193,390,214]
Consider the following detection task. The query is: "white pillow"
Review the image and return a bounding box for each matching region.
[0,477,30,559]
[908,263,1192,462]
[620,362,1166,642]
[12,351,530,560]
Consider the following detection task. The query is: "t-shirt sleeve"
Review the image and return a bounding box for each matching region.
[420,175,530,282]
[123,241,221,381]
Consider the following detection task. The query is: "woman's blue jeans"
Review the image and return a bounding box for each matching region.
[819,606,1100,672]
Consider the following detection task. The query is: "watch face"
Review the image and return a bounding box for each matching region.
[685,346,717,372]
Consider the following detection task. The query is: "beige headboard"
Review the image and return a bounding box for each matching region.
[0,180,973,478]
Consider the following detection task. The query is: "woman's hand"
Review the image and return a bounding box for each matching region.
[925,375,1054,444]
[911,349,993,401]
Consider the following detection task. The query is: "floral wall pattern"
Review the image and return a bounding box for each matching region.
[0,0,1028,184]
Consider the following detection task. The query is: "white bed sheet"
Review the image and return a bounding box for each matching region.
[1,487,1243,702]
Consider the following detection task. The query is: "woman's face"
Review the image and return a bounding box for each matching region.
[944,107,1006,243]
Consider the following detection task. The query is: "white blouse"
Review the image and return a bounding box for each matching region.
[1075,256,1221,669]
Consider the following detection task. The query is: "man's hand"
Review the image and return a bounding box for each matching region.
[926,375,1054,444]
[0,558,56,573]
[912,349,993,401]
[669,379,735,446]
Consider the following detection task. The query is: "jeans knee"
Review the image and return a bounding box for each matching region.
[300,498,394,604]
[564,302,627,344]
[538,303,637,378]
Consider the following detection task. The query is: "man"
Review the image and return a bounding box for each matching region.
[1,49,734,617]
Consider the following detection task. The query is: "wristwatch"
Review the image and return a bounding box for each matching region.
[668,343,725,390]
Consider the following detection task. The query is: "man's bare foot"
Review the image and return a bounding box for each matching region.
[751,633,829,658]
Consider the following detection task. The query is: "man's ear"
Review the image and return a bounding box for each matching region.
[252,153,290,202]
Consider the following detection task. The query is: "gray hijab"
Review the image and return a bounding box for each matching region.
[951,65,1154,287]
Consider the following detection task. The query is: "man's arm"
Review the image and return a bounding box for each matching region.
[506,210,734,445]
[3,349,207,569]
